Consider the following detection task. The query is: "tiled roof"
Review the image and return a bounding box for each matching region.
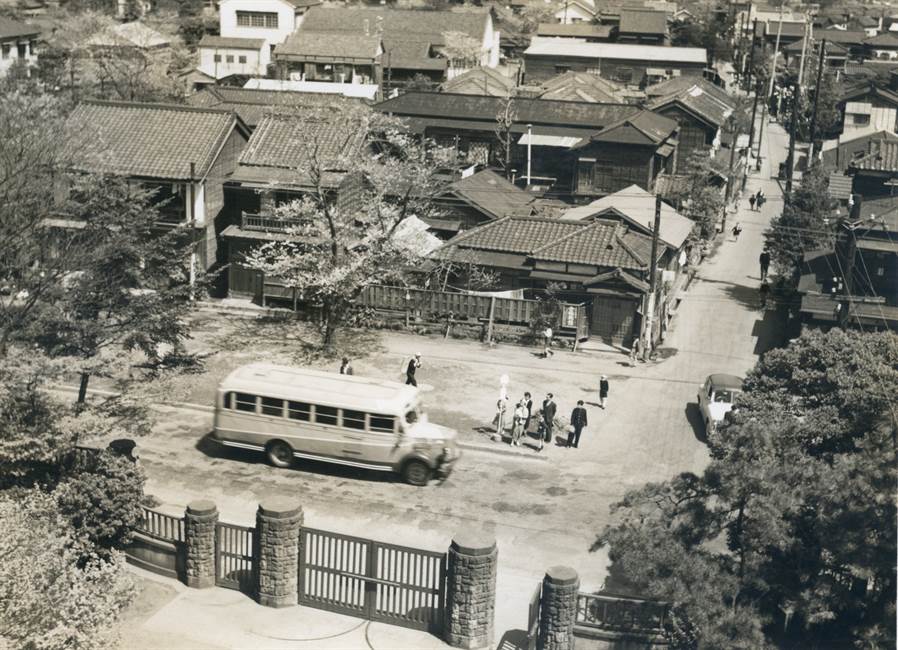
[382,39,446,70]
[239,111,364,170]
[618,9,668,35]
[538,71,624,103]
[828,172,853,199]
[649,84,733,128]
[186,86,361,128]
[536,23,614,39]
[199,35,265,50]
[298,6,489,45]
[764,21,807,38]
[644,76,731,106]
[810,29,867,46]
[865,32,898,47]
[445,169,534,219]
[559,184,694,249]
[586,109,678,145]
[850,140,898,171]
[276,31,381,60]
[0,17,40,39]
[441,67,515,97]
[376,91,640,129]
[439,216,653,270]
[66,101,242,181]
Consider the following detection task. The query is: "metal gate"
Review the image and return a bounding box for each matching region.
[215,522,255,593]
[298,527,446,633]
[527,581,541,650]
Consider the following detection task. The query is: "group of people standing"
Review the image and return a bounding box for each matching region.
[495,376,609,451]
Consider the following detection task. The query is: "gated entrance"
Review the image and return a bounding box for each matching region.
[298,527,446,633]
[215,522,255,593]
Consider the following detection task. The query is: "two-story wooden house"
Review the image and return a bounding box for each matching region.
[65,101,251,280]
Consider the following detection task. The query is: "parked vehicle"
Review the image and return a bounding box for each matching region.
[213,363,459,485]
[697,373,744,435]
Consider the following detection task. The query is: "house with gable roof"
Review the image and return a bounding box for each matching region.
[616,8,669,45]
[64,101,251,276]
[431,214,666,344]
[0,16,39,77]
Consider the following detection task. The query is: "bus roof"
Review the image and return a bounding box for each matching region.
[218,363,419,414]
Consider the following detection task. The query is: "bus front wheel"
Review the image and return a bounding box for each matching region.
[266,441,294,468]
[402,459,431,486]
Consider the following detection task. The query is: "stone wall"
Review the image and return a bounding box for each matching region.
[538,566,579,650]
[184,500,218,589]
[255,497,303,608]
[444,533,498,649]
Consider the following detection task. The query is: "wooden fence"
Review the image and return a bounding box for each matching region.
[138,506,186,543]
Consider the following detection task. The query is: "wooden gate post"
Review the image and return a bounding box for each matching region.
[255,497,303,608]
[485,296,496,344]
[184,500,218,589]
[537,566,579,650]
[444,532,498,649]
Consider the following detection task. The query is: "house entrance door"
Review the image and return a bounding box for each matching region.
[590,296,637,344]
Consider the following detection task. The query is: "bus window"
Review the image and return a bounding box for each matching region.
[342,409,366,430]
[288,401,311,421]
[235,393,257,413]
[369,414,395,433]
[315,405,338,426]
[261,396,284,417]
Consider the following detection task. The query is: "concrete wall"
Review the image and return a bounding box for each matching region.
[220,0,297,46]
[126,531,185,580]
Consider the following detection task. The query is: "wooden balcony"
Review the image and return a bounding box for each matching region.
[241,212,305,234]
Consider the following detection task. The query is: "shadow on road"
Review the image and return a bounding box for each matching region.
[497,629,529,650]
[752,308,790,357]
[684,403,708,444]
[195,433,401,485]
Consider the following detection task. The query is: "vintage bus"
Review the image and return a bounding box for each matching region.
[212,363,459,485]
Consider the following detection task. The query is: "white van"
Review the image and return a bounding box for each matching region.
[212,363,459,485]
[697,373,744,435]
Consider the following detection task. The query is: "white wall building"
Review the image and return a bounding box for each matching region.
[0,17,39,77]
[199,36,268,78]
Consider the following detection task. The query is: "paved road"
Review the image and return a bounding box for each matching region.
[126,119,792,638]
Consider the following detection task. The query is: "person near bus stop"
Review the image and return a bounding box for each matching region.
[523,391,533,432]
[568,400,588,449]
[406,353,421,386]
[511,400,527,446]
[543,326,554,357]
[540,393,556,450]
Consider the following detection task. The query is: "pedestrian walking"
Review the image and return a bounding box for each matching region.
[629,338,640,366]
[405,353,421,386]
[339,357,353,375]
[511,401,527,446]
[495,396,509,437]
[599,375,609,409]
[523,392,533,432]
[749,194,756,211]
[732,222,743,241]
[543,326,554,357]
[757,192,766,210]
[568,400,588,448]
[759,250,771,281]
[540,393,556,450]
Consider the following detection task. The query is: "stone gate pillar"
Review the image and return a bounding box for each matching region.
[255,497,303,608]
[184,500,218,588]
[537,566,580,650]
[444,532,498,649]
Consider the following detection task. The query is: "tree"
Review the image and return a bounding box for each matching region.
[55,450,146,560]
[668,151,721,241]
[594,330,898,649]
[242,105,455,346]
[494,93,517,180]
[781,65,841,142]
[441,31,483,71]
[0,492,136,650]
[763,161,835,275]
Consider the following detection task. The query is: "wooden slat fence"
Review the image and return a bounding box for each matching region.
[137,506,185,543]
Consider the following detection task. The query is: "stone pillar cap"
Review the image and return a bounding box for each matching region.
[450,532,497,556]
[187,499,217,516]
[258,497,302,518]
[545,565,579,586]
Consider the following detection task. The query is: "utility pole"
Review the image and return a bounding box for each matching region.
[747,19,759,149]
[756,4,785,169]
[784,80,800,195]
[725,115,740,203]
[808,40,827,158]
[797,16,810,87]
[641,195,663,361]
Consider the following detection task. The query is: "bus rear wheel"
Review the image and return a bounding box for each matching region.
[402,459,431,486]
[266,441,294,468]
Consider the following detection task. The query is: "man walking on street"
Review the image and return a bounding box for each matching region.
[599,375,609,409]
[759,250,771,281]
[543,326,554,357]
[406,353,421,386]
[749,194,756,211]
[568,400,587,448]
[540,393,556,450]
